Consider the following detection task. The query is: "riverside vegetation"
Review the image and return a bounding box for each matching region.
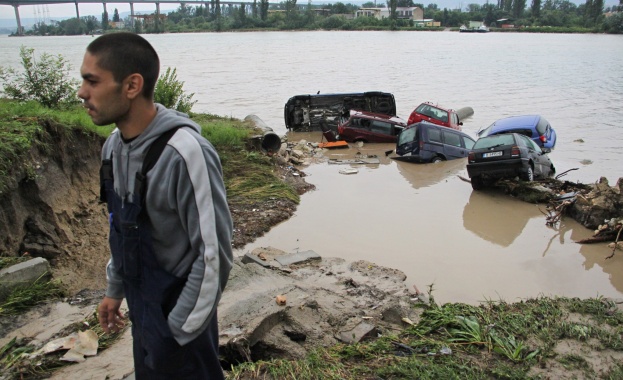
[13,0,623,36]
[1,49,623,379]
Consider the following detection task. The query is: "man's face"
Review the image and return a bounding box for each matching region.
[77,52,130,126]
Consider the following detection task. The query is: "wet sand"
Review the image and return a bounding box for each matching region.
[236,133,623,305]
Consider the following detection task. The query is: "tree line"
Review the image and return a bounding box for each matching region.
[18,0,623,35]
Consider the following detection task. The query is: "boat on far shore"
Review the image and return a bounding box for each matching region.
[460,23,490,33]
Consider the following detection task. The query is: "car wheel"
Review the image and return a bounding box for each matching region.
[522,166,534,182]
[471,176,484,190]
[431,156,444,164]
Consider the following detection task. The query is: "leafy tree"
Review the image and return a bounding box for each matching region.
[113,8,120,22]
[0,47,79,109]
[513,0,527,18]
[154,67,197,114]
[361,2,376,7]
[387,0,398,19]
[260,0,269,20]
[102,10,109,30]
[397,0,415,6]
[83,15,99,34]
[62,17,85,35]
[603,11,623,32]
[531,0,542,18]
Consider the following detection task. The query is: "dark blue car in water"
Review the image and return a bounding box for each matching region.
[477,115,557,152]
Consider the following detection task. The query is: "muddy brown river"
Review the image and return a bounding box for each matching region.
[1,31,622,305]
[235,135,623,305]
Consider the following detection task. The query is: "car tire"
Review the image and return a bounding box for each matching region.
[431,156,444,164]
[471,176,484,190]
[522,166,534,182]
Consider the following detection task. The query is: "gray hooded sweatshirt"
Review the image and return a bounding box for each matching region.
[101,104,233,345]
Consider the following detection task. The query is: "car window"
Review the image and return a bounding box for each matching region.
[370,121,392,134]
[398,126,417,145]
[463,136,475,149]
[473,134,515,149]
[351,117,372,129]
[443,131,461,147]
[428,128,442,143]
[521,135,543,153]
[452,113,459,125]
[536,117,549,135]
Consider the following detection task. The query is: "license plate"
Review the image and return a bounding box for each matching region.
[483,151,502,158]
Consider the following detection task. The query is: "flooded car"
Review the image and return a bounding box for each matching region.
[337,110,407,143]
[407,101,464,130]
[394,121,475,163]
[467,133,555,190]
[284,91,397,132]
[477,114,557,151]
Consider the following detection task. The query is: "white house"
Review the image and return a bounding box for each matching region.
[355,7,424,21]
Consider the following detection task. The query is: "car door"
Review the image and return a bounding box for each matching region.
[441,130,468,159]
[519,135,549,177]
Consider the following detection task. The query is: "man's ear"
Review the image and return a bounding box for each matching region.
[124,73,144,100]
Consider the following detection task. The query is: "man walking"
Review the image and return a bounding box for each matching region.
[78,32,233,379]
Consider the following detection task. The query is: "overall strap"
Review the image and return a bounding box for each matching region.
[134,126,184,206]
[99,155,113,204]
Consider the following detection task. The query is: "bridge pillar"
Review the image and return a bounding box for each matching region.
[75,2,80,19]
[12,5,23,35]
[130,3,134,27]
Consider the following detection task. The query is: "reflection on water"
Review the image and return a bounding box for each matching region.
[394,158,467,190]
[579,241,623,295]
[463,191,543,247]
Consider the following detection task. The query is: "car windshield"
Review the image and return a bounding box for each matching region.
[536,117,549,135]
[478,124,494,137]
[416,104,447,121]
[473,134,515,149]
[398,125,418,145]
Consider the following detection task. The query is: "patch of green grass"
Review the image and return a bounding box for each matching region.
[0,257,27,270]
[558,353,591,371]
[0,275,66,316]
[0,98,299,209]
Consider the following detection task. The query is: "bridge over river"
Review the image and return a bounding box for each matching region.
[0,0,260,34]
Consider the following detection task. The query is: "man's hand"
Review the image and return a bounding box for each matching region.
[98,296,126,334]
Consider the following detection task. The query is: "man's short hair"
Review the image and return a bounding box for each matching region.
[87,32,160,98]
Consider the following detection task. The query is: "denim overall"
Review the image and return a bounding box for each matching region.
[101,152,224,380]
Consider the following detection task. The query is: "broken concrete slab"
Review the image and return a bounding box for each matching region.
[0,257,51,302]
[218,254,421,363]
[274,250,321,266]
[338,322,378,344]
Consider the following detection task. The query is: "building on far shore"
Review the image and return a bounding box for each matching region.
[355,6,424,21]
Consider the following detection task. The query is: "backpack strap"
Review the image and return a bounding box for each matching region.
[99,126,186,206]
[99,156,113,203]
[134,126,184,204]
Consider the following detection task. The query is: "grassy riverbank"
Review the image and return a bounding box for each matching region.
[0,99,299,204]
[229,295,623,379]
